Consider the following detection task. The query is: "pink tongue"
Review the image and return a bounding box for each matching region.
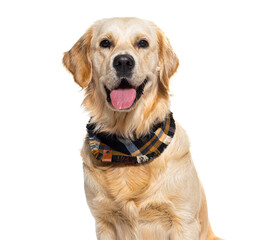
[110,88,136,109]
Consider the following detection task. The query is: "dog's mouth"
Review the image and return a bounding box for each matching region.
[104,78,148,110]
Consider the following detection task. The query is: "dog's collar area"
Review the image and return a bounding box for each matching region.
[104,78,148,109]
[86,112,176,165]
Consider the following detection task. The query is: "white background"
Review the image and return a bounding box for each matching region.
[0,0,256,239]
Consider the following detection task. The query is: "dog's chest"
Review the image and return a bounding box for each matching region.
[91,162,177,239]
[102,164,153,200]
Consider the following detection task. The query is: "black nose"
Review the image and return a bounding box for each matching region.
[113,54,135,77]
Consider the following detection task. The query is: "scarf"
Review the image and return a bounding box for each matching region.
[86,112,175,165]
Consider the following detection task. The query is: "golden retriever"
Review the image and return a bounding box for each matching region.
[63,17,222,240]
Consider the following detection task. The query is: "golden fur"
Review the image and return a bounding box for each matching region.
[63,17,222,240]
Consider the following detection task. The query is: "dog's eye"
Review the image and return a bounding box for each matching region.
[138,39,149,48]
[100,39,111,48]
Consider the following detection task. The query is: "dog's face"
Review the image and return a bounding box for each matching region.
[91,18,159,111]
[63,18,179,113]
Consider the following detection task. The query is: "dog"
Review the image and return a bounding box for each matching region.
[63,17,222,240]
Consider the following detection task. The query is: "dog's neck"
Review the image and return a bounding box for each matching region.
[87,112,175,164]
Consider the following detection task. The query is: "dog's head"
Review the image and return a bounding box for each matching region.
[63,18,178,136]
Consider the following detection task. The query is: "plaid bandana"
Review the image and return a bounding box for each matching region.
[87,112,175,164]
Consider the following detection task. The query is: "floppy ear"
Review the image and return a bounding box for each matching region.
[63,28,93,88]
[157,28,179,90]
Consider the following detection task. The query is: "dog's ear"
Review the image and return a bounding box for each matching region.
[157,28,179,90]
[63,28,93,88]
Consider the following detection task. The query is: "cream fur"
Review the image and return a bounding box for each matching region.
[63,17,222,240]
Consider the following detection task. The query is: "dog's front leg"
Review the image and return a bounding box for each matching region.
[95,217,139,240]
[169,219,200,240]
[95,218,117,240]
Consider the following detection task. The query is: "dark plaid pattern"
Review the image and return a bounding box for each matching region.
[87,112,176,164]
